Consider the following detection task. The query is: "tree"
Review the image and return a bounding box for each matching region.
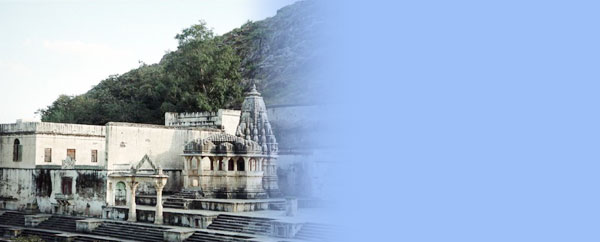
[39,20,244,125]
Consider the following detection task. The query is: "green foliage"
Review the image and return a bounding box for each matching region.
[40,21,243,125]
[39,1,319,125]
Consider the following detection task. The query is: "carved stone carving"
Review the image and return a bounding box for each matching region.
[62,156,75,169]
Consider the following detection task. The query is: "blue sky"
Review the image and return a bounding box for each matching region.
[0,0,296,123]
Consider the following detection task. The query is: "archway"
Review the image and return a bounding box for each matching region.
[228,159,234,171]
[237,159,245,171]
[13,139,20,161]
[115,182,126,206]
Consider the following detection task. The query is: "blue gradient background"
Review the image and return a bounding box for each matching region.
[319,1,600,241]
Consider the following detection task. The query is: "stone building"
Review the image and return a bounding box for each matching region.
[0,86,281,218]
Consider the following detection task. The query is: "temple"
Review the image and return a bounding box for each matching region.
[0,85,333,241]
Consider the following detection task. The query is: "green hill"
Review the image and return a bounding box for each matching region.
[38,0,321,125]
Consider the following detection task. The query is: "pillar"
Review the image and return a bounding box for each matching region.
[154,177,167,224]
[106,182,113,206]
[183,157,190,189]
[127,180,139,222]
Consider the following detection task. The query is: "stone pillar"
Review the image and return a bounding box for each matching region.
[106,182,112,206]
[259,158,264,172]
[183,157,190,189]
[127,180,139,222]
[265,157,281,196]
[244,158,249,172]
[154,177,167,224]
[197,156,203,189]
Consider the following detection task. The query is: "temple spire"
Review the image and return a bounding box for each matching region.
[247,82,261,96]
[235,82,277,154]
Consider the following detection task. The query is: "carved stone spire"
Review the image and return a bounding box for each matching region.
[235,84,278,155]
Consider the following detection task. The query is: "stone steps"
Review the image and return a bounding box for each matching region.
[294,223,334,241]
[36,215,81,233]
[209,220,271,231]
[73,235,123,242]
[73,236,114,242]
[19,229,61,242]
[207,214,274,236]
[185,231,252,242]
[164,198,186,209]
[0,211,25,227]
[90,222,168,242]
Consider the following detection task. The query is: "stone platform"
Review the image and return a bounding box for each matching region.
[136,196,286,212]
[0,207,333,241]
[172,197,286,212]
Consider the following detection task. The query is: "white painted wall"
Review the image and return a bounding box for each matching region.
[35,135,105,167]
[0,122,106,168]
[218,109,241,135]
[0,134,36,168]
[105,123,221,170]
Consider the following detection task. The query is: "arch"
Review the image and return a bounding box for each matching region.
[228,159,234,171]
[237,159,245,171]
[115,182,127,206]
[13,139,20,162]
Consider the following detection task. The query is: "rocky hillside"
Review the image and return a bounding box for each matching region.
[222,0,323,105]
[39,0,322,125]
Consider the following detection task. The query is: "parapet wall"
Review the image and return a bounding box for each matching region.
[165,109,240,135]
[0,122,105,137]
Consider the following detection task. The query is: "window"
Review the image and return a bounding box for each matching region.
[44,148,52,163]
[67,149,76,161]
[237,159,245,171]
[13,139,22,162]
[210,160,214,170]
[61,177,72,195]
[91,150,97,163]
[228,159,234,171]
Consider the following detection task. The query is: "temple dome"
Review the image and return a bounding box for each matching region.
[184,133,263,154]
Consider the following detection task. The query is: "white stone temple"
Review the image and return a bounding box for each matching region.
[0,85,334,241]
[0,86,280,219]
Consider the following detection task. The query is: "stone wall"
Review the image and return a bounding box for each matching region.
[0,134,36,169]
[105,122,220,170]
[0,122,106,169]
[164,109,241,135]
[0,168,107,217]
[0,168,36,210]
[134,169,182,194]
